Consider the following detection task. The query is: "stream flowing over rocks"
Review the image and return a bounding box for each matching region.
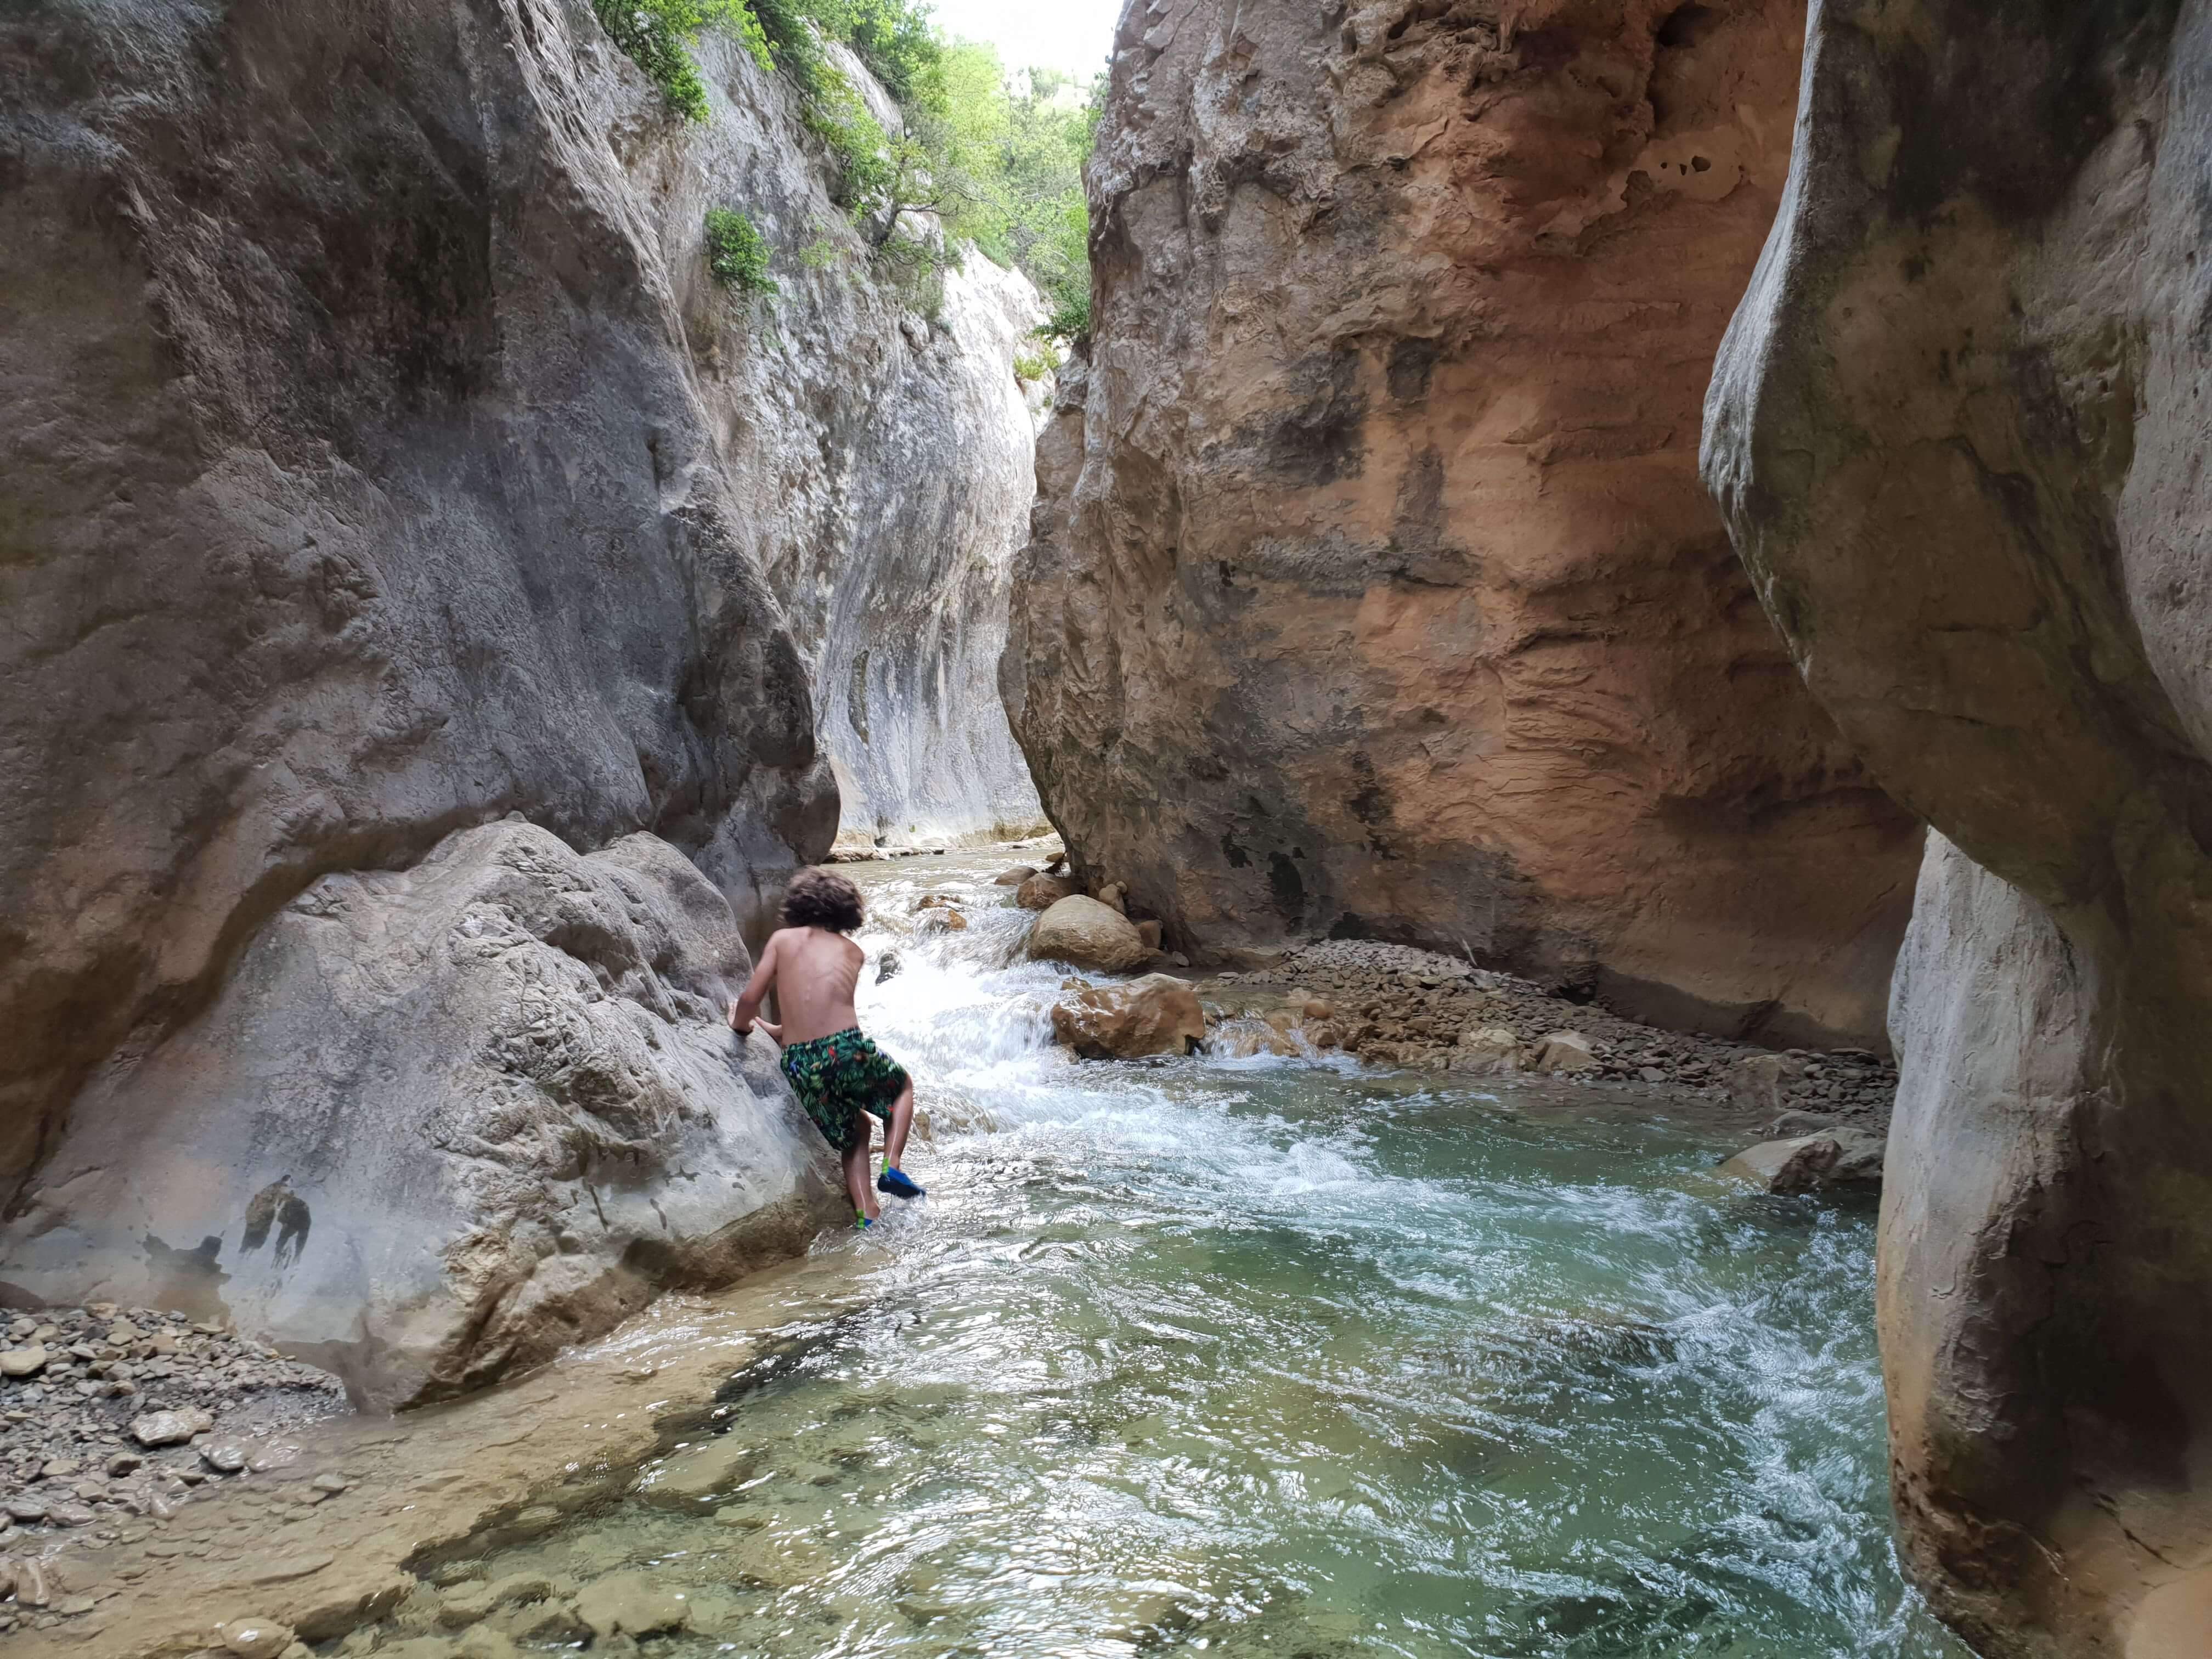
[1005,0,1923,1049]
[0,858,1968,1657]
[1,0,1037,1401]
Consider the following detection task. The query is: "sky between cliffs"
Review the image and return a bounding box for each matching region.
[930,0,1121,77]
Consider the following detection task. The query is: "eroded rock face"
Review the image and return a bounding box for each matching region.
[0,0,1037,1389]
[1005,0,1921,1048]
[0,0,830,1207]
[0,823,843,1411]
[733,245,1049,854]
[1702,3,2212,1649]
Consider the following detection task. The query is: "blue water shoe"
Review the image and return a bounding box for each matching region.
[877,1166,926,1200]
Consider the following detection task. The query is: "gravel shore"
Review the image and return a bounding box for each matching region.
[1218,938,1898,1132]
[0,1304,347,1633]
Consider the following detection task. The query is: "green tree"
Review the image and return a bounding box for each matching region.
[592,0,1101,334]
[704,207,778,294]
[592,0,769,120]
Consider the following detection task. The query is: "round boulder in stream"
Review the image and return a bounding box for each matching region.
[1026,895,1153,973]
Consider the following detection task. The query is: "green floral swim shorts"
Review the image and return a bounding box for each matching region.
[780,1028,910,1154]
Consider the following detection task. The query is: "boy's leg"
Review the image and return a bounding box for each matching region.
[883,1077,916,1171]
[842,1124,879,1221]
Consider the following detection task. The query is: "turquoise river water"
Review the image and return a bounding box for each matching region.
[384,852,1974,1659]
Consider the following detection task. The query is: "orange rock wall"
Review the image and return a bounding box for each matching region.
[1005,0,1921,1047]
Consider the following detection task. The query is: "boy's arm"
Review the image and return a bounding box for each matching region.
[727,936,783,1040]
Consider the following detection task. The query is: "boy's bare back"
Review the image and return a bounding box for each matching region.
[734,926,864,1045]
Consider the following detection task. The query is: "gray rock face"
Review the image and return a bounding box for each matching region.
[1004,0,1922,1048]
[3,823,842,1410]
[736,247,1050,853]
[1702,3,2212,1649]
[1,0,830,1206]
[1,0,1040,1391]
[654,30,1047,853]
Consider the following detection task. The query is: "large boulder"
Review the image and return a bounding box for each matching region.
[1451,1028,1522,1076]
[1002,0,1921,1045]
[1530,1031,1599,1076]
[0,823,842,1409]
[1702,3,2212,1648]
[1026,895,1153,974]
[1050,975,1206,1060]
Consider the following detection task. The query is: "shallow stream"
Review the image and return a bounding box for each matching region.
[379,852,1971,1658]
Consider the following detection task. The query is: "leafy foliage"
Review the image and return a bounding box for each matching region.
[1040,284,1091,345]
[594,0,1101,336]
[592,0,764,120]
[923,50,1099,340]
[788,0,946,108]
[705,208,778,294]
[1012,349,1055,384]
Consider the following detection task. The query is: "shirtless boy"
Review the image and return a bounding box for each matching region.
[727,868,924,1226]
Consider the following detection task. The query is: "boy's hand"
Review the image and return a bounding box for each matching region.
[727,1000,781,1042]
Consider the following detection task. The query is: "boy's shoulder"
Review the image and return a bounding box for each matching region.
[771,925,861,953]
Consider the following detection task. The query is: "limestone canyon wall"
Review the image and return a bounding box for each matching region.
[1702,1,2212,1652]
[0,0,1035,1402]
[1005,0,1924,1049]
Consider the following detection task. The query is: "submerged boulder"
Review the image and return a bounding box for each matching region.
[1027,895,1153,974]
[993,866,1039,886]
[1716,1131,1884,1195]
[1051,975,1206,1060]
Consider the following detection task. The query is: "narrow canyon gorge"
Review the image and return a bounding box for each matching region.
[2,0,2208,1655]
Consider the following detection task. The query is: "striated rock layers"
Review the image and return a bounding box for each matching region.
[1004,0,1923,1049]
[0,0,1031,1396]
[1702,2,2212,1651]
[747,243,1050,854]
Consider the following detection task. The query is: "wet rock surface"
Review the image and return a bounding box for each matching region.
[1005,0,1922,1049]
[1050,975,1208,1060]
[1026,895,1158,975]
[1716,1131,1884,1195]
[1702,2,2212,1647]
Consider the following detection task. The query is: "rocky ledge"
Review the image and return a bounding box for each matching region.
[1227,940,1897,1130]
[0,1305,347,1634]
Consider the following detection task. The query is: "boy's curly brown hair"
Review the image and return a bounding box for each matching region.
[781,867,865,934]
